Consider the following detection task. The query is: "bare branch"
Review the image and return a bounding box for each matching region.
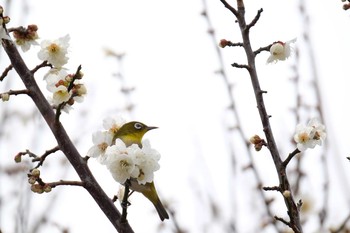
[254,43,273,56]
[0,64,13,81]
[48,180,84,188]
[263,186,281,192]
[1,89,30,97]
[219,0,238,17]
[246,8,263,31]
[231,62,249,70]
[274,216,291,227]
[31,60,52,73]
[121,182,131,223]
[282,148,300,167]
[31,146,60,169]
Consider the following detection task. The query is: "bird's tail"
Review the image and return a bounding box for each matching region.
[153,197,169,221]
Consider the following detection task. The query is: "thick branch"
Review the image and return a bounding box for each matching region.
[2,39,134,233]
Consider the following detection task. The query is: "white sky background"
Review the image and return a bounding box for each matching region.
[1,0,350,233]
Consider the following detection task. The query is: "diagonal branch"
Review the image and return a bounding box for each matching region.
[2,38,134,233]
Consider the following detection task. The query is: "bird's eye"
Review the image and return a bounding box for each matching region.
[134,122,143,130]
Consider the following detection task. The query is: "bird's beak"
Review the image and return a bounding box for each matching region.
[146,126,158,131]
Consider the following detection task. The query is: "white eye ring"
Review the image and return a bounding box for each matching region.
[134,122,143,130]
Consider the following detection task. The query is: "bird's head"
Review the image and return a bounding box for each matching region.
[115,121,157,146]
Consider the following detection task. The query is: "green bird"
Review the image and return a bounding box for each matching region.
[114,121,169,221]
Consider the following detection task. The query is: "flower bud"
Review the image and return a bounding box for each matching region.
[31,184,44,194]
[31,168,40,177]
[219,39,229,48]
[75,70,84,79]
[250,135,261,144]
[14,154,22,163]
[1,93,10,102]
[75,84,87,96]
[43,185,52,193]
[28,177,37,185]
[27,24,38,32]
[283,190,291,198]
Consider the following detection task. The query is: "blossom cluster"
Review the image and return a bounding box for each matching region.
[43,66,86,112]
[37,35,87,112]
[87,117,161,185]
[294,118,326,151]
[12,24,39,52]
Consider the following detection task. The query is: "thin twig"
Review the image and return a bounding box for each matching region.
[31,60,52,73]
[48,180,84,188]
[219,0,238,17]
[282,149,300,167]
[246,8,263,31]
[1,89,30,97]
[121,181,130,223]
[31,146,60,168]
[0,64,13,81]
[254,44,273,56]
[231,62,249,70]
[67,65,82,92]
[263,186,281,192]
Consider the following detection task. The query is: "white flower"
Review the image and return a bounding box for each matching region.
[51,85,70,105]
[87,131,114,163]
[307,117,326,146]
[103,116,126,135]
[294,118,326,151]
[129,140,160,185]
[44,68,69,92]
[105,143,136,184]
[267,38,296,64]
[103,138,161,185]
[38,34,70,68]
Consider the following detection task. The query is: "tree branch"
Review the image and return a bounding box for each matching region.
[2,38,134,233]
[282,148,300,167]
[246,8,263,31]
[0,64,13,81]
[219,1,303,232]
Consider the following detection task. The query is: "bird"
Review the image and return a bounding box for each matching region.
[114,121,169,221]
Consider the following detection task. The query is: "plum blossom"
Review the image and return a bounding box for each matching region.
[267,38,296,64]
[38,34,70,68]
[104,139,161,185]
[294,118,326,151]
